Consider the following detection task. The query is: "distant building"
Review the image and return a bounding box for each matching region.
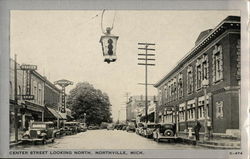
[126,95,156,122]
[154,16,240,135]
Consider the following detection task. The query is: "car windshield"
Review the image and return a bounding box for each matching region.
[137,123,144,127]
[147,124,157,128]
[32,124,46,129]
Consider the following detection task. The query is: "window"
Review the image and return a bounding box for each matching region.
[196,59,202,90]
[187,100,195,121]
[212,45,223,82]
[197,96,209,119]
[179,103,185,122]
[158,89,162,106]
[173,79,177,100]
[202,54,209,81]
[33,81,37,102]
[178,73,183,98]
[9,82,13,99]
[236,39,240,80]
[216,101,223,119]
[187,65,194,94]
[18,86,21,96]
[166,114,172,123]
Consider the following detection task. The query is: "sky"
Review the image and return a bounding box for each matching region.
[10,10,239,121]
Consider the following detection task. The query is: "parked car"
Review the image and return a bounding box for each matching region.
[107,123,115,130]
[88,125,99,130]
[143,123,160,138]
[79,123,87,132]
[22,122,56,144]
[152,123,177,142]
[64,122,79,134]
[126,122,136,132]
[122,125,128,131]
[135,122,144,135]
[137,123,147,136]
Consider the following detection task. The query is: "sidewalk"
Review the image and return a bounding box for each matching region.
[177,132,240,149]
[9,128,24,147]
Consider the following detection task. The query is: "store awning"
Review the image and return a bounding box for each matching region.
[58,112,67,120]
[46,107,63,119]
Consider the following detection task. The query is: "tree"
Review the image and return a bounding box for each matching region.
[67,82,113,125]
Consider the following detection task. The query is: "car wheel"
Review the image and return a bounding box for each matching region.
[52,138,55,143]
[164,129,174,136]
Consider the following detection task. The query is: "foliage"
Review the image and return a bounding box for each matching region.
[67,82,113,125]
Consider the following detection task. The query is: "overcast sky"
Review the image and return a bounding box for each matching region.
[10,10,239,121]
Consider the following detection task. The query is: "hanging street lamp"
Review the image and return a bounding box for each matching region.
[99,10,119,64]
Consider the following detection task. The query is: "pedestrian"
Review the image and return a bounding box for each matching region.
[193,121,201,141]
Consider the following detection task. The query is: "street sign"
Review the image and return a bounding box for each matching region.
[22,95,34,100]
[20,64,37,70]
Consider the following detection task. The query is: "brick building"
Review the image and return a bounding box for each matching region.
[154,16,240,135]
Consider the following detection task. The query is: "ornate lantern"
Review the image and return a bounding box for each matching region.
[99,27,119,63]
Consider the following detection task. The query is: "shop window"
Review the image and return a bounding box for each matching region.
[187,65,194,94]
[216,101,223,119]
[212,45,223,83]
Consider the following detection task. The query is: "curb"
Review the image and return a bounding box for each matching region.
[9,141,22,148]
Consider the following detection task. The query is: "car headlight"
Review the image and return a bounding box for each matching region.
[37,131,41,135]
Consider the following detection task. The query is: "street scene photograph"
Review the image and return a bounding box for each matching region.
[9,10,241,150]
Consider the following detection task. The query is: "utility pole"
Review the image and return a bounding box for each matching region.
[124,92,130,121]
[14,54,18,143]
[138,43,155,123]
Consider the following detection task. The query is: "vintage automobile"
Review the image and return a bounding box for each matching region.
[152,123,177,142]
[143,123,160,138]
[135,122,144,135]
[126,122,136,132]
[88,125,100,130]
[79,123,87,132]
[21,122,56,144]
[64,122,79,134]
[107,123,115,130]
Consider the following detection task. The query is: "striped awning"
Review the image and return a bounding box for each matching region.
[46,107,63,119]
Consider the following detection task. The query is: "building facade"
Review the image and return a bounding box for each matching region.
[9,59,65,132]
[126,95,156,122]
[154,16,240,135]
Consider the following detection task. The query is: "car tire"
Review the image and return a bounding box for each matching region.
[164,129,174,136]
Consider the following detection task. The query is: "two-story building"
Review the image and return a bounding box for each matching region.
[154,16,240,136]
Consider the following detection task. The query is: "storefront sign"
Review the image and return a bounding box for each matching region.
[20,64,37,70]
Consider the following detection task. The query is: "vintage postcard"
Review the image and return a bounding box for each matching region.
[0,0,249,158]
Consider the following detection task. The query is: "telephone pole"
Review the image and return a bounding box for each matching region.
[138,43,155,123]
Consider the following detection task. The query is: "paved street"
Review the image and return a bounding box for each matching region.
[13,129,204,149]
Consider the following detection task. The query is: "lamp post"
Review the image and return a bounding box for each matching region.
[202,78,209,140]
